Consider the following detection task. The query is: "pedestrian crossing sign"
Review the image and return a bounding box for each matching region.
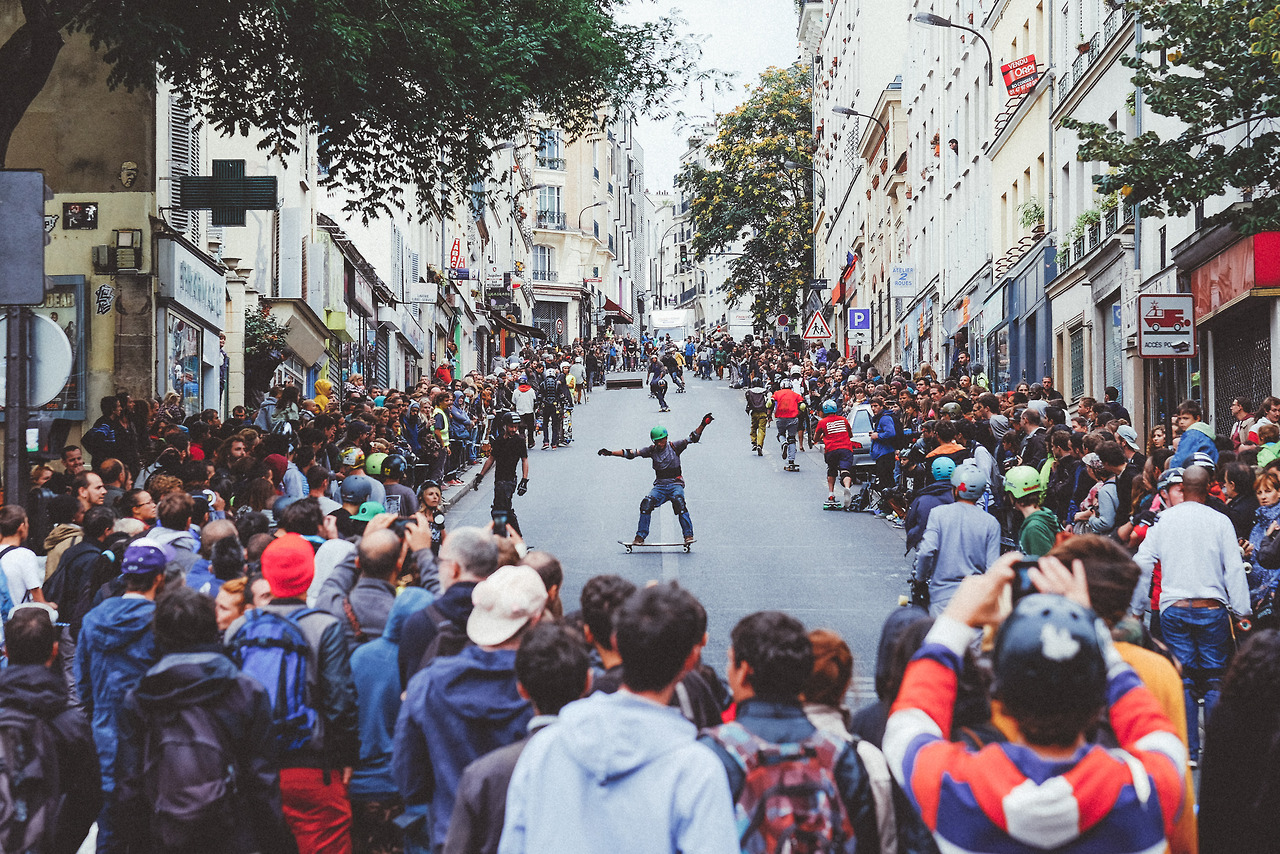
[803,312,833,340]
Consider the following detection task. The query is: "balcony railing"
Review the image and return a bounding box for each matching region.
[536,155,566,170]
[536,210,567,229]
[532,270,559,282]
[1061,9,1131,105]
[1062,204,1137,270]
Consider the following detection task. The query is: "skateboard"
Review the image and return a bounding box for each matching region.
[618,540,695,554]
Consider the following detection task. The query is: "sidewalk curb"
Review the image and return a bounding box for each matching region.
[442,470,484,512]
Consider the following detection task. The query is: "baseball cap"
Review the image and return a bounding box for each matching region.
[122,541,173,575]
[467,564,548,646]
[351,501,386,522]
[1082,452,1107,475]
[1157,467,1185,491]
[261,533,315,599]
[1116,425,1141,451]
[340,474,375,504]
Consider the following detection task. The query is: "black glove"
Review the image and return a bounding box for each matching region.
[598,448,612,457]
[517,478,529,496]
[701,412,714,426]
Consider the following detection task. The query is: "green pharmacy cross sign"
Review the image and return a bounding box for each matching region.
[177,160,278,226]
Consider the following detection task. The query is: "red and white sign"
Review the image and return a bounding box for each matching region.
[775,314,789,327]
[1137,293,1196,358]
[803,312,833,340]
[449,239,462,269]
[1001,54,1039,97]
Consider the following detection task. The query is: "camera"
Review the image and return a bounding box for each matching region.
[1010,558,1040,602]
[390,517,412,538]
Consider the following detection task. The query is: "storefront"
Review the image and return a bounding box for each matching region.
[1006,246,1056,388]
[157,235,226,417]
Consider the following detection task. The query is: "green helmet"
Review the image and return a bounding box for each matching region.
[941,402,963,419]
[650,425,669,441]
[1004,465,1042,499]
[365,452,388,477]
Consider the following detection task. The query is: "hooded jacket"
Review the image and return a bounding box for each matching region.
[393,645,533,849]
[905,480,956,552]
[114,650,296,854]
[497,690,737,854]
[0,663,100,854]
[513,385,537,415]
[850,606,934,748]
[43,523,83,580]
[146,525,199,576]
[397,581,477,688]
[350,588,433,799]
[75,596,160,790]
[1169,421,1218,469]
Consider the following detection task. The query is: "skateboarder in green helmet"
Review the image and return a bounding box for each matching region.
[599,414,714,546]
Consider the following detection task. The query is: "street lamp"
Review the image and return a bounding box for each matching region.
[912,13,993,86]
[577,200,608,233]
[782,160,826,205]
[830,107,890,157]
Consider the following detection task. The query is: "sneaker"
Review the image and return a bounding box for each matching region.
[445,479,464,487]
[542,444,550,450]
[631,536,645,546]
[757,446,763,456]
[842,485,852,505]
[684,535,695,545]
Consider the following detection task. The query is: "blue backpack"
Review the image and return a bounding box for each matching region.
[229,608,321,753]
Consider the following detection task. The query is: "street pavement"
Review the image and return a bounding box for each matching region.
[444,372,915,708]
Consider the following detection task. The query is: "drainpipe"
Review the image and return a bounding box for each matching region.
[1046,6,1054,241]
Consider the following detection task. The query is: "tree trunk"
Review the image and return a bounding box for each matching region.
[0,9,65,166]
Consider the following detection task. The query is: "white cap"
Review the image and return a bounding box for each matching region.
[467,565,548,646]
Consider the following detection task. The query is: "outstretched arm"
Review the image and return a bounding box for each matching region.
[598,448,626,458]
[689,413,714,442]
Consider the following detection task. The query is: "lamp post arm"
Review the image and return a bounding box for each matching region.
[951,23,994,85]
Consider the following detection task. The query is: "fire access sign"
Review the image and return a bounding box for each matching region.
[1137,294,1196,358]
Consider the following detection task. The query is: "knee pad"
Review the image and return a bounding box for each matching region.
[640,496,656,514]
[671,495,688,515]
[839,468,853,483]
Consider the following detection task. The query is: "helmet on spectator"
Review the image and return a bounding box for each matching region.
[340,446,365,469]
[950,463,988,497]
[365,452,388,477]
[931,457,957,482]
[992,594,1107,720]
[941,402,963,419]
[382,454,408,479]
[1004,466,1043,499]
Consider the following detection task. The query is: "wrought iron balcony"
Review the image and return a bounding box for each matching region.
[532,270,559,282]
[536,210,567,229]
[536,155,566,170]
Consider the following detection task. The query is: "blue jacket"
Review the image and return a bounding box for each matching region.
[904,479,956,552]
[1169,421,1218,469]
[393,644,532,848]
[350,588,433,799]
[871,412,897,459]
[75,596,160,791]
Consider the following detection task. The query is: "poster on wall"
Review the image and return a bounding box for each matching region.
[167,313,202,417]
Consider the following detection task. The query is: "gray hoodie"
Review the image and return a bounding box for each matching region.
[145,525,199,576]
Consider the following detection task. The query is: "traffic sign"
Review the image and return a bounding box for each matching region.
[0,312,73,406]
[848,307,871,332]
[806,279,828,290]
[776,314,790,328]
[555,318,564,335]
[804,290,824,314]
[803,312,833,340]
[1137,294,1195,358]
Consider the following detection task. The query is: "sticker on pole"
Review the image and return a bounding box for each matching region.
[803,312,833,340]
[1137,294,1195,358]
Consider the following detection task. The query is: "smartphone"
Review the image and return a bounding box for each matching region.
[492,510,509,536]
[1010,558,1040,601]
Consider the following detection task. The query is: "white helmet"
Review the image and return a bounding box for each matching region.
[951,463,989,498]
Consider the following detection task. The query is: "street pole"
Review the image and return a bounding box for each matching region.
[4,309,28,506]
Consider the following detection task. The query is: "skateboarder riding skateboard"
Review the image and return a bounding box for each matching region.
[598,413,714,546]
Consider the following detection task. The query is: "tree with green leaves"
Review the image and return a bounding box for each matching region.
[1064,0,1280,234]
[0,0,701,219]
[678,63,813,325]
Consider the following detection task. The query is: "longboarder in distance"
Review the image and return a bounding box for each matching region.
[598,413,714,547]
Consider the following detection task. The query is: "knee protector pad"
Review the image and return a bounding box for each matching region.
[839,468,853,483]
[639,496,656,514]
[671,495,688,515]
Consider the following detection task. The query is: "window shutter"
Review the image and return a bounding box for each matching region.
[169,95,193,236]
[272,210,281,298]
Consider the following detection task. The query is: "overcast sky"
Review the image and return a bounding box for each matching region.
[621,0,803,192]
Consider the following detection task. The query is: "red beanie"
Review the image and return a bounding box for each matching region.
[264,454,288,482]
[261,533,314,599]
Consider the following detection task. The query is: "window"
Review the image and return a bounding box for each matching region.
[537,186,561,213]
[537,129,565,170]
[1070,326,1085,399]
[532,245,555,281]
[168,94,202,243]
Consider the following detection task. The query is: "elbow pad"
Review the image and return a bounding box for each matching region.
[624,449,637,460]
[688,431,700,443]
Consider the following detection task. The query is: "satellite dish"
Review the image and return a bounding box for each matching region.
[0,312,74,407]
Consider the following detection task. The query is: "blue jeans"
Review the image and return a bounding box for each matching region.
[637,482,693,539]
[776,417,798,463]
[1160,604,1232,760]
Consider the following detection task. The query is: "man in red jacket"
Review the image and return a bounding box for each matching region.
[772,382,805,472]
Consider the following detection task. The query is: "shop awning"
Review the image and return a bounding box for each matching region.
[487,310,548,341]
[602,297,633,324]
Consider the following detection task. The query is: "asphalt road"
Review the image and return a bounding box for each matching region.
[445,372,914,708]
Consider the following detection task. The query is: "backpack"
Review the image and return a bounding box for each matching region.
[745,389,769,413]
[414,603,472,676]
[228,608,322,753]
[140,703,239,849]
[0,706,60,854]
[0,548,17,620]
[709,721,856,854]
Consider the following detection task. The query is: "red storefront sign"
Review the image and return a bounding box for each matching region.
[1001,54,1039,97]
[1191,232,1280,320]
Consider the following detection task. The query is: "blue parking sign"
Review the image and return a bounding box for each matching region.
[849,308,871,331]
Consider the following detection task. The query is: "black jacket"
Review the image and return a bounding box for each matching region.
[397,581,477,689]
[114,649,297,854]
[0,663,100,854]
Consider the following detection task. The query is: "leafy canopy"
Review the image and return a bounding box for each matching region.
[10,0,701,219]
[678,64,813,324]
[1064,0,1280,234]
